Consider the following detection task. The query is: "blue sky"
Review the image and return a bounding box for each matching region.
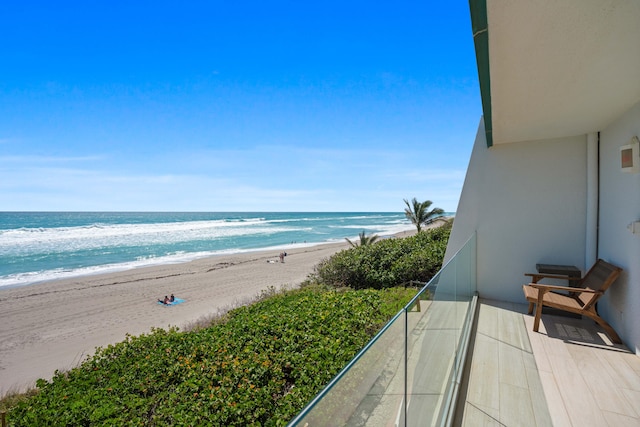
[0,1,480,212]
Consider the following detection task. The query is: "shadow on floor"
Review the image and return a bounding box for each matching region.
[538,314,632,353]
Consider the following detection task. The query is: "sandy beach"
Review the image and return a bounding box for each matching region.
[0,240,358,397]
[0,228,423,397]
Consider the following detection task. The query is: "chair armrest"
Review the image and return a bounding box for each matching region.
[524,273,582,281]
[527,283,600,293]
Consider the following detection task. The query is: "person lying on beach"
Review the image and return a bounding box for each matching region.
[169,294,175,303]
[158,295,171,305]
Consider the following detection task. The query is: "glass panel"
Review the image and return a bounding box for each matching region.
[405,233,476,426]
[405,275,450,426]
[436,232,477,426]
[290,310,406,427]
[288,233,477,427]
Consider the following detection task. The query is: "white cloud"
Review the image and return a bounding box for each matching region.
[0,144,467,212]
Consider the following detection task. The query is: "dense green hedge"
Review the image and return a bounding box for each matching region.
[307,225,451,290]
[7,286,416,426]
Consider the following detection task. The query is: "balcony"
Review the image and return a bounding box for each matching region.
[459,299,640,426]
[287,233,640,426]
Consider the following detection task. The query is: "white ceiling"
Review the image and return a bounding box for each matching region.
[487,0,640,145]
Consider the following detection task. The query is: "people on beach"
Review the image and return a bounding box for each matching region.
[279,252,284,263]
[157,294,179,305]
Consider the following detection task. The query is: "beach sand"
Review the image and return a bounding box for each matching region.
[0,227,427,397]
[0,241,353,396]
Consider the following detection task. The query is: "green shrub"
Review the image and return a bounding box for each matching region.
[7,286,416,426]
[307,225,451,290]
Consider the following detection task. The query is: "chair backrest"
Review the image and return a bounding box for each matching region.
[577,259,622,308]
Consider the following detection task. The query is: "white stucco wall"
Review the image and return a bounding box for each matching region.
[597,101,640,354]
[446,118,588,303]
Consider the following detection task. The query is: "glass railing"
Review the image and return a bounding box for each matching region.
[287,232,477,427]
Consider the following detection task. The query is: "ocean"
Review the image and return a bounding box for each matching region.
[0,212,431,288]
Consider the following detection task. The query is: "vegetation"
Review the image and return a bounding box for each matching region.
[0,390,37,418]
[345,230,379,248]
[5,286,416,426]
[403,197,445,232]
[308,224,451,290]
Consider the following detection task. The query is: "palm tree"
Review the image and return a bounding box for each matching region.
[345,230,379,248]
[404,198,445,232]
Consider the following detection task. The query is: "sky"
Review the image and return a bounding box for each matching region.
[0,1,481,213]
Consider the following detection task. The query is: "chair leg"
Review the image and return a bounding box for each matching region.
[586,312,622,344]
[528,302,534,315]
[533,299,544,332]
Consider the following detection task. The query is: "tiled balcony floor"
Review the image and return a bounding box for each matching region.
[457,299,640,427]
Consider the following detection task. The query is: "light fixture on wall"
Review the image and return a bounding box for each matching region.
[628,220,640,235]
[620,135,640,173]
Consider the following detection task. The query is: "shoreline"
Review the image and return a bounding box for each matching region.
[0,240,345,291]
[0,227,417,290]
[0,228,424,397]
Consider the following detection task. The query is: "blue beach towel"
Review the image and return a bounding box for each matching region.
[157,298,185,306]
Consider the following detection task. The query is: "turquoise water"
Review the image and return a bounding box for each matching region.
[0,212,435,288]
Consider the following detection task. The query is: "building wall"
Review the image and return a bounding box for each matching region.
[597,100,640,354]
[446,118,588,303]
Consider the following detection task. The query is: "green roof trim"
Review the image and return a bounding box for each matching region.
[469,0,493,147]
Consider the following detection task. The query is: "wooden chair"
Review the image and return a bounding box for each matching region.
[522,259,623,343]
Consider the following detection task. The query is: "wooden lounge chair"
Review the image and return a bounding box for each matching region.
[522,259,623,343]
